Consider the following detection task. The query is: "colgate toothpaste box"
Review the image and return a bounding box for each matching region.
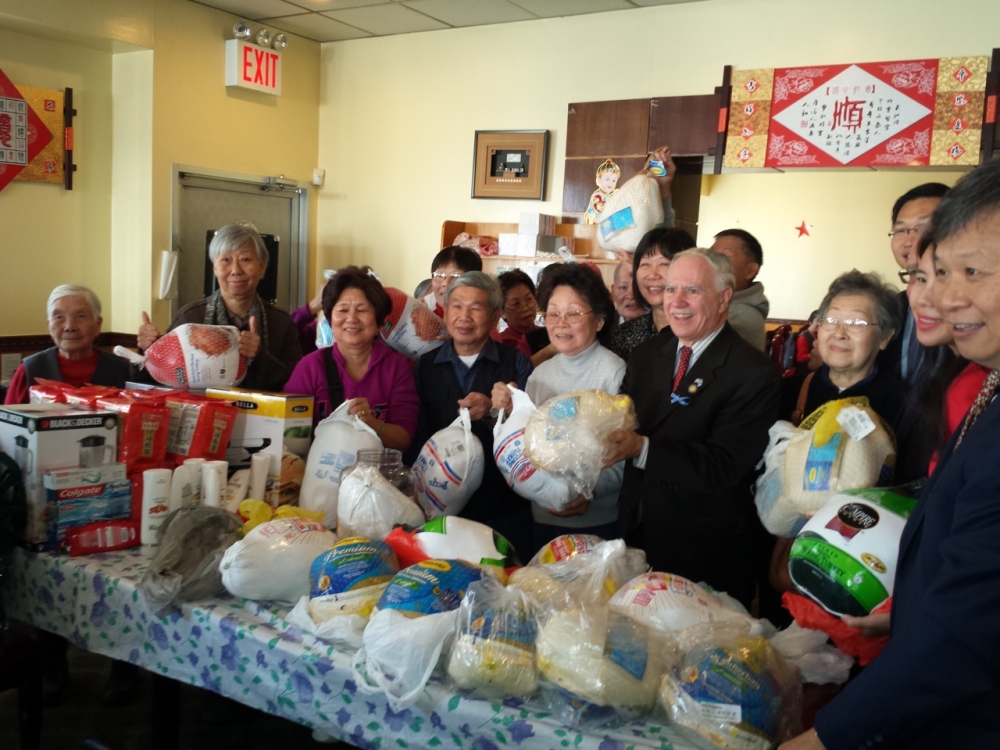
[0,404,120,550]
[44,463,132,552]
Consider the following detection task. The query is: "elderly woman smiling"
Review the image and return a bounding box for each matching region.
[282,266,418,450]
[5,284,132,404]
[137,223,301,391]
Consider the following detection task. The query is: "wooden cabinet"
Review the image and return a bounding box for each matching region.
[565,99,651,158]
[440,220,619,287]
[648,94,720,156]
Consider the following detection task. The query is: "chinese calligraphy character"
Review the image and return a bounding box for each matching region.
[832,96,866,132]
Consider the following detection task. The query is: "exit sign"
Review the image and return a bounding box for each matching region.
[225,39,282,96]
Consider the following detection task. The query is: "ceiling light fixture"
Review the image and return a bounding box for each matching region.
[272,33,288,51]
[255,28,271,47]
[232,22,251,40]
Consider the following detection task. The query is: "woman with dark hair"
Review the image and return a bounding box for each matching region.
[492,263,625,551]
[609,226,696,360]
[283,266,418,450]
[491,269,549,355]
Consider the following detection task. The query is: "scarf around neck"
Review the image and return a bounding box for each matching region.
[203,289,270,359]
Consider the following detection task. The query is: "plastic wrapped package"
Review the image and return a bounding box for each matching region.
[493,387,575,512]
[413,408,484,518]
[768,622,854,686]
[523,390,636,500]
[509,538,648,607]
[220,517,336,605]
[380,287,447,360]
[596,172,664,253]
[779,398,896,527]
[237,498,324,534]
[536,606,665,726]
[353,559,484,709]
[452,232,499,257]
[337,462,424,540]
[659,623,802,750]
[138,506,243,617]
[528,533,603,565]
[788,486,917,617]
[298,401,383,528]
[608,572,755,634]
[752,420,800,537]
[115,324,248,389]
[447,576,538,698]
[277,450,305,505]
[384,516,519,571]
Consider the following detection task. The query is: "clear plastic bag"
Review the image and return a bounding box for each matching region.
[522,390,637,500]
[337,463,425,541]
[658,621,802,750]
[446,576,538,698]
[753,420,802,537]
[138,506,243,617]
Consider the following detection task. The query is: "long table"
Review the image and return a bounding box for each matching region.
[8,549,693,750]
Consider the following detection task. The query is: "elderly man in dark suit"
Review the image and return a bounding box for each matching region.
[780,161,1000,750]
[606,248,781,609]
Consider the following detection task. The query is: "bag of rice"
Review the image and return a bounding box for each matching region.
[780,398,896,525]
[384,516,519,571]
[337,462,424,541]
[220,517,336,605]
[523,390,636,500]
[299,400,382,528]
[596,172,664,253]
[493,387,575,512]
[608,572,754,634]
[413,408,484,518]
[659,623,801,750]
[788,486,917,617]
[447,576,538,698]
[353,559,484,709]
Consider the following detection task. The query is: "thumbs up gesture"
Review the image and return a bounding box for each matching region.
[137,311,161,351]
[238,315,262,360]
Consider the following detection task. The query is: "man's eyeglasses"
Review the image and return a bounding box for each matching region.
[432,272,463,281]
[888,225,929,238]
[898,268,918,284]
[542,309,593,324]
[819,316,874,334]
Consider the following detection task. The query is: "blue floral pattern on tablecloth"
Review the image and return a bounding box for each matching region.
[9,549,688,750]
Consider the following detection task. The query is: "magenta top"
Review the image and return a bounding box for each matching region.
[283,338,419,437]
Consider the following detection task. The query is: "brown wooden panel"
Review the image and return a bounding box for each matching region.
[648,94,720,157]
[562,156,648,214]
[565,99,651,158]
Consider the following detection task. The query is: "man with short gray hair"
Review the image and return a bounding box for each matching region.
[607,249,781,607]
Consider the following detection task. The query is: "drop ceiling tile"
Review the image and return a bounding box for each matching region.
[402,0,535,27]
[192,0,304,21]
[261,12,373,40]
[509,0,634,17]
[324,3,450,34]
[629,0,706,6]
[284,0,389,11]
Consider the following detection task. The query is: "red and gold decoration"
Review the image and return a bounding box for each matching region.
[13,85,64,185]
[0,64,52,193]
[725,57,989,169]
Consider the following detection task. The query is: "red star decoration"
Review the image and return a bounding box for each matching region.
[796,221,811,237]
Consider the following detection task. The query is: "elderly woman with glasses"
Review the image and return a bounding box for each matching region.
[136,223,302,391]
[492,263,625,552]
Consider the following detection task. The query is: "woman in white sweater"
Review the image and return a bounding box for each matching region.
[492,263,625,554]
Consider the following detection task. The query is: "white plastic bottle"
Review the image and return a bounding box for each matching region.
[141,468,173,557]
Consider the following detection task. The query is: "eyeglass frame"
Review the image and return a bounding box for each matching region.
[819,316,875,335]
[887,225,929,238]
[541,309,594,325]
[897,268,918,284]
[431,271,463,280]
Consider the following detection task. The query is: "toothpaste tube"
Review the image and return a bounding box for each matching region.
[66,519,140,556]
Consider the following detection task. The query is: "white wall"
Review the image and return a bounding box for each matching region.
[317,0,994,317]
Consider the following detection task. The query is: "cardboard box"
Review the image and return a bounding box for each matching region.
[44,463,132,551]
[204,388,314,506]
[0,404,120,549]
[518,212,558,236]
[498,233,575,257]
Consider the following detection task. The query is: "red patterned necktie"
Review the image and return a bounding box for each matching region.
[955,368,999,449]
[673,345,692,393]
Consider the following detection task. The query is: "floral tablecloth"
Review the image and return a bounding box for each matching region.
[8,549,691,750]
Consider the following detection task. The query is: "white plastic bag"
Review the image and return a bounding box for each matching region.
[769,622,853,686]
[523,390,636,500]
[286,596,367,650]
[447,576,538,698]
[493,387,575,512]
[219,517,336,605]
[299,401,382,528]
[413,408,484,518]
[337,463,425,540]
[753,420,801,536]
[596,172,664,253]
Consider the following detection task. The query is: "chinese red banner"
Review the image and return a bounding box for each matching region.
[0,64,53,193]
[725,57,989,169]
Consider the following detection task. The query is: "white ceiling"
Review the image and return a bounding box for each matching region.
[191,0,708,43]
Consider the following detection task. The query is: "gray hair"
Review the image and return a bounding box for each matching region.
[47,284,101,320]
[670,248,736,293]
[208,223,269,265]
[933,158,1000,243]
[818,269,902,336]
[442,271,504,313]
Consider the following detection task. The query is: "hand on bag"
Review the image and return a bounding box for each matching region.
[490,382,514,414]
[604,429,644,466]
[548,494,591,517]
[348,397,374,422]
[458,392,492,421]
[137,311,161,351]
[841,611,891,638]
[649,145,677,198]
[239,316,262,360]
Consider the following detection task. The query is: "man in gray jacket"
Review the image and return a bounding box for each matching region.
[712,228,769,351]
